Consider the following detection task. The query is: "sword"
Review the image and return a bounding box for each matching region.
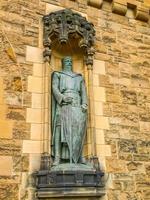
[69,105,72,164]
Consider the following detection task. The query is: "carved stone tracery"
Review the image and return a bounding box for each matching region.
[43,9,95,66]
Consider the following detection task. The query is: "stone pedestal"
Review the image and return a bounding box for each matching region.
[36,187,105,199]
[35,163,105,199]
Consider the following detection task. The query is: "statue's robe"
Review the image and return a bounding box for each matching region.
[51,70,88,163]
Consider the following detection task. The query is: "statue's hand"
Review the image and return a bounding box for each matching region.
[81,104,88,112]
[63,96,73,104]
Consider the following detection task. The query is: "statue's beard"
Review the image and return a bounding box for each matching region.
[63,66,72,72]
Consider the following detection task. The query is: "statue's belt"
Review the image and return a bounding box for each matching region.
[62,90,80,95]
[61,102,81,107]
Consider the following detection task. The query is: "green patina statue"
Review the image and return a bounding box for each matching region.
[51,56,88,167]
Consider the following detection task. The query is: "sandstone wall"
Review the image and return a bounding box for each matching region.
[0,0,149,200]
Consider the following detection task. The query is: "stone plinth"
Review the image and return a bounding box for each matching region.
[36,187,105,199]
[35,163,105,199]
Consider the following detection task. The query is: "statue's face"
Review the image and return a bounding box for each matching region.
[62,57,72,71]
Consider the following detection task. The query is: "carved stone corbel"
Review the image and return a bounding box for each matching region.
[112,0,127,16]
[88,0,103,8]
[135,6,149,22]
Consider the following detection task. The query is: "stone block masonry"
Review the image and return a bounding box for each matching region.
[0,0,150,200]
[88,0,150,22]
[0,1,44,199]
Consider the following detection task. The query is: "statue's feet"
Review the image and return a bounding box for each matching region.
[53,157,60,166]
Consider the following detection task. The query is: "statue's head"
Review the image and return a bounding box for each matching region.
[62,56,72,71]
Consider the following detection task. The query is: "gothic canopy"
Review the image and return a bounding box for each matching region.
[43,9,95,66]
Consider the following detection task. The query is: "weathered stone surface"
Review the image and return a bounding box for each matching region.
[0,183,19,200]
[119,139,137,153]
[121,90,137,105]
[13,155,29,172]
[0,139,22,156]
[6,108,26,121]
[133,154,149,162]
[0,0,42,199]
[136,181,150,190]
[12,121,30,140]
[127,162,145,173]
[106,157,127,173]
[119,153,133,161]
[145,165,150,176]
[102,32,116,44]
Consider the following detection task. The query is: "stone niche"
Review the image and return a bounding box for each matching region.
[35,8,105,200]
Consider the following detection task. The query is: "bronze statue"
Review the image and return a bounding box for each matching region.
[36,11,104,192]
[51,56,88,166]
